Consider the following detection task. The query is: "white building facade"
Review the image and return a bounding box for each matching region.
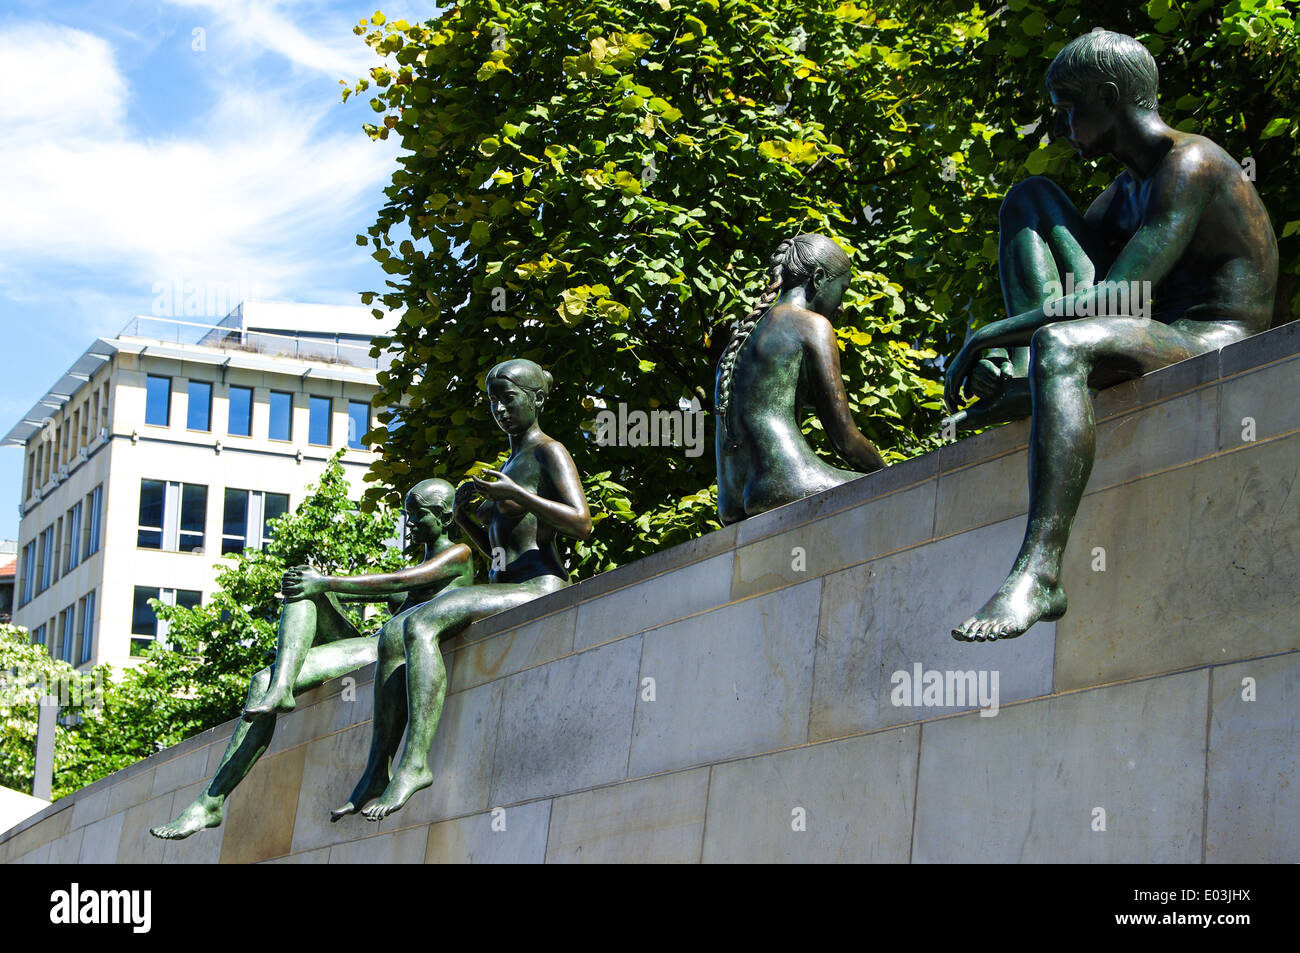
[4,302,397,672]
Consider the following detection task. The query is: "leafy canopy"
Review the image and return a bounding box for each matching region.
[349,0,1296,576]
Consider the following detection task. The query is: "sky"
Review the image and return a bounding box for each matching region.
[0,0,432,540]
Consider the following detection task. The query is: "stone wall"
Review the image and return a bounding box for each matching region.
[4,322,1297,863]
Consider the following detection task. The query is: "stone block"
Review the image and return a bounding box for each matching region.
[490,637,642,805]
[1091,386,1218,490]
[1206,652,1300,863]
[220,746,308,864]
[328,826,430,864]
[1218,354,1300,449]
[450,607,576,693]
[702,727,919,863]
[151,745,212,799]
[424,799,551,864]
[730,478,937,601]
[378,678,504,831]
[934,447,1029,538]
[913,671,1209,862]
[575,553,733,651]
[115,793,175,864]
[77,810,125,864]
[1056,432,1300,690]
[811,517,1055,741]
[289,723,374,853]
[629,581,820,777]
[545,768,709,864]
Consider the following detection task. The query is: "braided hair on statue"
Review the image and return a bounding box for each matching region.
[715,234,851,453]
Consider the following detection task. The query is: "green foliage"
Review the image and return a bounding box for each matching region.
[0,623,102,796]
[53,453,407,797]
[349,0,1298,575]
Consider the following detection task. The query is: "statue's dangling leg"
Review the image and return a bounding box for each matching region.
[332,615,410,820]
[360,583,557,821]
[153,628,376,840]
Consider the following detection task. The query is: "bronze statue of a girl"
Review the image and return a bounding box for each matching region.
[333,358,592,821]
[715,234,885,524]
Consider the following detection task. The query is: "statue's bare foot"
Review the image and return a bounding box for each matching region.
[242,687,295,721]
[330,768,389,822]
[150,797,222,840]
[360,767,433,822]
[953,571,1067,642]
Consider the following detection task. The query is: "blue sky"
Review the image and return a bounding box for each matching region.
[0,0,432,539]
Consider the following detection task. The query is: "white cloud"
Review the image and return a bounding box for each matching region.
[0,20,397,312]
[165,0,380,78]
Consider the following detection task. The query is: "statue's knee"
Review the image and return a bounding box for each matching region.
[1030,323,1083,375]
[1000,175,1060,226]
[403,613,441,649]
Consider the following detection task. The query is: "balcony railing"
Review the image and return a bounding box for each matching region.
[118,317,393,370]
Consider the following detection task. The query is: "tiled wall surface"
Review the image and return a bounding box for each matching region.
[5,322,1298,864]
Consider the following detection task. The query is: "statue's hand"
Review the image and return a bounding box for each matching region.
[968,358,1014,400]
[453,482,479,520]
[472,468,523,503]
[944,343,979,413]
[282,565,327,600]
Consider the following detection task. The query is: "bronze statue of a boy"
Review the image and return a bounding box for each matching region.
[945,29,1277,642]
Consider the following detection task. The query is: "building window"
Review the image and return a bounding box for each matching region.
[138,479,208,552]
[37,525,54,593]
[131,586,159,656]
[268,391,292,441]
[78,591,96,665]
[52,517,64,584]
[83,485,103,558]
[32,623,46,648]
[20,541,36,605]
[223,489,290,553]
[138,479,165,548]
[58,605,76,663]
[347,401,370,449]
[145,375,171,426]
[227,385,252,437]
[308,396,331,446]
[187,380,212,431]
[131,586,201,656]
[63,502,82,574]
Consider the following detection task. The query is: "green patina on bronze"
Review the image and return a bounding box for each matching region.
[150,478,474,840]
[331,357,592,822]
[715,234,885,524]
[945,30,1278,642]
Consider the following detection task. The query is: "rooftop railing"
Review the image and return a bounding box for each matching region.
[117,316,393,370]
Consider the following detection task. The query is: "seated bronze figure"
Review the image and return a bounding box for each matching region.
[333,358,592,821]
[715,233,885,524]
[944,29,1277,642]
[150,479,473,840]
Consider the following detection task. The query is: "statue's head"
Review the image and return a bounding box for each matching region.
[1046,30,1159,159]
[405,478,456,542]
[775,233,853,320]
[485,358,552,435]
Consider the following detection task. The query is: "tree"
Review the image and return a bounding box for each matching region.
[347,0,1298,576]
[0,623,101,796]
[55,453,407,797]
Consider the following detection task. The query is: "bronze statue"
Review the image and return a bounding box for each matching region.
[945,29,1277,642]
[715,234,886,524]
[150,479,473,840]
[333,359,592,821]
